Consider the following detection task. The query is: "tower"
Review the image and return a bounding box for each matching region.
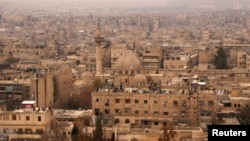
[94,18,104,76]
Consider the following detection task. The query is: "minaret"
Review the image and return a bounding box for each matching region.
[94,18,104,76]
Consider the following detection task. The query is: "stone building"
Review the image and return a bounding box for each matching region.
[237,51,250,69]
[53,68,73,107]
[0,71,54,110]
[163,53,198,69]
[92,87,217,130]
[0,101,53,140]
[198,47,215,64]
[31,72,54,108]
[142,46,162,69]
[0,80,31,110]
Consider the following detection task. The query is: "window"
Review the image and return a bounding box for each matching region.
[115,109,121,113]
[124,108,131,114]
[154,100,158,104]
[12,115,16,120]
[18,128,23,134]
[105,109,110,114]
[96,99,99,102]
[25,128,32,134]
[182,100,186,107]
[173,101,178,106]
[125,119,130,124]
[114,119,120,124]
[163,101,167,107]
[200,110,211,116]
[199,100,204,106]
[154,122,158,125]
[38,116,41,121]
[208,100,214,106]
[134,100,139,103]
[115,99,120,103]
[95,108,100,116]
[135,110,139,114]
[154,111,159,115]
[36,129,44,134]
[173,112,178,116]
[144,100,148,104]
[163,112,168,116]
[181,111,186,117]
[125,99,131,104]
[144,110,148,114]
[26,116,30,121]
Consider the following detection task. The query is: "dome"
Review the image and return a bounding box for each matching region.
[81,71,94,80]
[115,52,141,70]
[133,74,147,83]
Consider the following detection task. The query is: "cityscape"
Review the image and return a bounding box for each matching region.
[0,0,250,141]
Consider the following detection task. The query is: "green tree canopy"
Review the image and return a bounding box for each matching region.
[237,107,250,125]
[93,78,103,92]
[71,123,79,141]
[5,57,20,63]
[213,47,228,69]
[93,114,103,141]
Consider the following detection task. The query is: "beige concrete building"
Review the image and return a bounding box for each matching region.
[0,101,53,140]
[237,51,250,69]
[201,30,213,41]
[198,47,215,64]
[53,68,73,107]
[2,44,45,59]
[163,53,198,69]
[0,72,53,110]
[92,88,217,130]
[142,47,162,69]
[31,72,54,108]
[0,80,31,110]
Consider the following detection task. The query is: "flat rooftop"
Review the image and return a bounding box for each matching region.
[53,109,93,119]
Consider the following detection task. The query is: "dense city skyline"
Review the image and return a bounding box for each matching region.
[0,0,250,141]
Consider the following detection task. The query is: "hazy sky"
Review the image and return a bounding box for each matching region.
[0,0,249,11]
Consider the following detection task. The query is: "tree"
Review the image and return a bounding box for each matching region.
[67,98,81,109]
[41,122,68,141]
[78,133,94,141]
[63,86,95,110]
[237,107,250,125]
[73,116,94,141]
[93,79,103,92]
[93,114,103,141]
[213,47,228,69]
[5,57,20,63]
[158,123,177,141]
[71,123,79,141]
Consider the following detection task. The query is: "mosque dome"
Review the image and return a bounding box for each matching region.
[133,74,147,83]
[81,71,94,80]
[115,53,141,70]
